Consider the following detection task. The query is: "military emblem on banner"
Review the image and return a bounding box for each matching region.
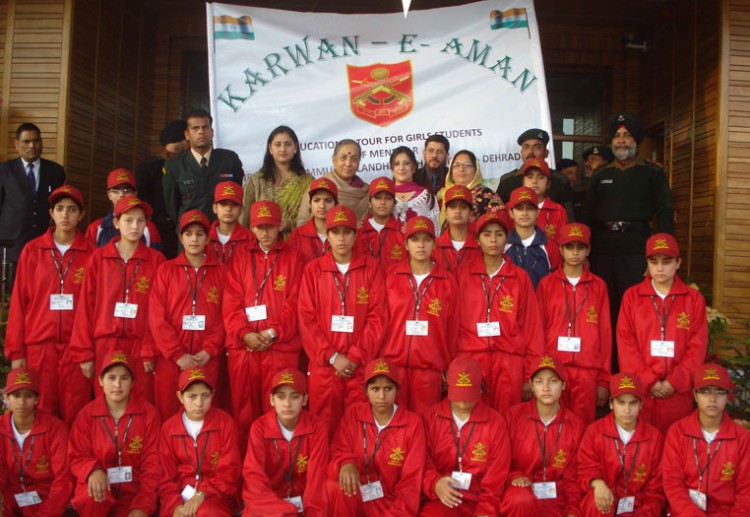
[347,62,413,127]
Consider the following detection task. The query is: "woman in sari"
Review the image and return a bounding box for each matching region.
[390,146,440,235]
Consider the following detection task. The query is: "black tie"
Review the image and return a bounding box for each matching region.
[200,157,208,171]
[27,162,36,196]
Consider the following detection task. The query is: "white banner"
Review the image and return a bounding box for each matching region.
[207,1,553,187]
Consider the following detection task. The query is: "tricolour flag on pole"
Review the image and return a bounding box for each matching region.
[490,8,528,29]
[214,15,254,40]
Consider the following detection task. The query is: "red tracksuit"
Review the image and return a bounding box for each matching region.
[69,240,165,403]
[538,198,568,241]
[328,402,426,517]
[577,414,664,516]
[223,239,305,437]
[356,216,405,272]
[456,256,545,412]
[501,400,584,516]
[286,219,329,264]
[149,254,227,419]
[537,267,612,424]
[431,229,481,274]
[661,410,750,516]
[0,412,74,517]
[5,229,94,426]
[159,407,241,517]
[381,260,458,414]
[298,252,388,437]
[86,218,161,250]
[207,221,255,269]
[617,276,708,433]
[243,409,329,516]
[68,395,161,517]
[420,399,511,517]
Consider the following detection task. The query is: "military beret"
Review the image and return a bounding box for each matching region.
[160,119,187,147]
[556,158,578,170]
[583,145,615,162]
[516,128,550,146]
[607,112,645,144]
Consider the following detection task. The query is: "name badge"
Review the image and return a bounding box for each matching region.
[107,466,133,484]
[114,302,138,319]
[245,305,267,322]
[331,315,354,333]
[182,315,206,331]
[181,484,196,502]
[532,481,557,500]
[50,294,73,311]
[689,489,707,511]
[476,322,501,337]
[557,336,581,352]
[359,480,384,502]
[285,496,303,513]
[650,340,675,358]
[14,491,41,507]
[616,495,635,514]
[405,320,429,336]
[450,471,472,490]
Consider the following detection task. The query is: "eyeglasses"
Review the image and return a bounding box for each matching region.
[695,388,729,397]
[109,188,135,195]
[452,162,475,170]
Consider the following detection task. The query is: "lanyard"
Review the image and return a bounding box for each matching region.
[115,259,142,304]
[407,274,434,320]
[273,437,304,497]
[562,281,588,337]
[613,439,640,494]
[333,270,351,315]
[183,266,208,316]
[362,423,390,483]
[448,421,477,472]
[212,240,236,264]
[534,419,564,481]
[250,250,279,305]
[370,227,390,259]
[49,248,75,294]
[181,434,211,487]
[11,435,36,492]
[480,274,506,322]
[693,437,722,492]
[101,416,133,467]
[649,294,676,340]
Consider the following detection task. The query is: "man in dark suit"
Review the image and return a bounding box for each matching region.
[162,109,243,226]
[0,123,65,291]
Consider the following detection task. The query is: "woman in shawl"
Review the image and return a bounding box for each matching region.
[390,146,440,235]
[242,125,314,237]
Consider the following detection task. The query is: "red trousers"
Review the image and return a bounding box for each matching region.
[72,488,133,517]
[158,496,235,517]
[562,366,599,425]
[640,390,693,435]
[457,351,524,412]
[308,363,368,439]
[154,357,219,420]
[580,491,616,517]
[419,499,479,516]
[500,485,566,517]
[396,367,443,416]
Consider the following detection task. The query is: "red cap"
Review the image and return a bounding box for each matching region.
[404,216,436,240]
[521,158,551,178]
[447,356,483,403]
[444,185,473,206]
[5,367,41,396]
[107,168,136,189]
[99,349,135,377]
[326,206,357,231]
[309,177,339,202]
[364,358,401,385]
[507,186,539,210]
[557,223,591,247]
[369,176,396,198]
[114,195,153,218]
[178,366,214,392]
[694,363,734,391]
[609,372,644,400]
[646,233,680,258]
[49,184,85,210]
[250,200,282,228]
[270,368,307,395]
[529,354,567,383]
[214,181,243,205]
[475,210,510,233]
[179,209,210,233]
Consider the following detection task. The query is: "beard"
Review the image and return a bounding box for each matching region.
[613,143,637,162]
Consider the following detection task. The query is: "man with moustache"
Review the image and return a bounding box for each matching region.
[413,134,450,195]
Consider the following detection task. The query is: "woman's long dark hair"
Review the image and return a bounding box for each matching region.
[260,125,306,181]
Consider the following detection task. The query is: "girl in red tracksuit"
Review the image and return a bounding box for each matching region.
[329,359,426,517]
[380,216,458,414]
[521,158,568,241]
[356,177,405,272]
[501,355,584,517]
[223,200,306,439]
[159,366,241,517]
[617,233,708,434]
[578,372,664,516]
[68,350,161,517]
[432,185,481,274]
[537,223,611,425]
[298,206,388,438]
[69,196,165,404]
[243,368,329,516]
[456,211,544,412]
[0,368,74,517]
[150,210,226,419]
[5,185,95,426]
[286,177,337,264]
[208,181,255,268]
[420,356,511,517]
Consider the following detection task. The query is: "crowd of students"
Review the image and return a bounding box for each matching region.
[0,149,747,516]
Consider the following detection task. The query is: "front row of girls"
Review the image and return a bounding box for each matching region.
[4,356,749,516]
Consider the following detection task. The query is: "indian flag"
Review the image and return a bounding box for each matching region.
[490,8,528,30]
[214,15,254,40]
